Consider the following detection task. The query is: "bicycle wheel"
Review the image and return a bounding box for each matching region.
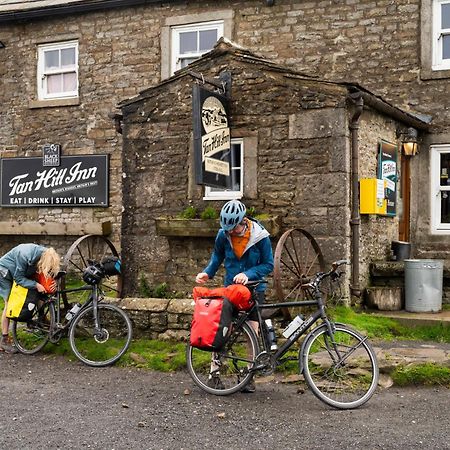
[68,303,132,367]
[186,321,259,396]
[302,324,378,409]
[12,301,55,355]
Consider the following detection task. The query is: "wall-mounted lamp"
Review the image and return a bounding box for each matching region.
[0,41,5,49]
[396,126,418,156]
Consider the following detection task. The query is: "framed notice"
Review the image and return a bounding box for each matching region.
[192,84,231,189]
[377,141,397,216]
[1,155,109,207]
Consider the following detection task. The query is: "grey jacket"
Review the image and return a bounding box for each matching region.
[0,243,46,289]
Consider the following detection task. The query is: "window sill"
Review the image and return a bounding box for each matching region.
[29,97,80,109]
[420,67,450,80]
[155,216,281,237]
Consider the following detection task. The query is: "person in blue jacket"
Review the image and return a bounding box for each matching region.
[196,200,274,392]
[0,243,60,353]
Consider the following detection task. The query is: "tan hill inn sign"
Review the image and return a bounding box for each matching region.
[0,155,109,207]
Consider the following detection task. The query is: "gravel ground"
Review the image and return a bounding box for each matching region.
[1,352,449,450]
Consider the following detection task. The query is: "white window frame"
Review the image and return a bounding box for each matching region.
[430,144,450,233]
[170,20,224,76]
[204,139,244,200]
[432,0,450,70]
[37,40,79,101]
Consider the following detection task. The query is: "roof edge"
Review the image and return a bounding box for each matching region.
[0,0,168,23]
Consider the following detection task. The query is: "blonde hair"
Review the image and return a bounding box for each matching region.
[37,247,61,278]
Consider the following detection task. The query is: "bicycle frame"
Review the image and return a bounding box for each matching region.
[230,285,336,374]
[49,283,101,334]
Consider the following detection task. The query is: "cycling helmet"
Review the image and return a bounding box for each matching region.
[220,200,246,231]
[82,265,104,285]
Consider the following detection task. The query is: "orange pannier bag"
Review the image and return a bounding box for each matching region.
[33,272,56,294]
[193,284,254,311]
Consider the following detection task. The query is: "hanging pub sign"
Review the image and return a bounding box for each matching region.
[377,140,397,216]
[42,143,61,167]
[192,84,231,188]
[0,155,109,207]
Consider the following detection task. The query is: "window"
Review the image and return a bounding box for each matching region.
[204,139,243,200]
[37,41,78,100]
[431,145,450,233]
[433,0,450,70]
[171,21,223,75]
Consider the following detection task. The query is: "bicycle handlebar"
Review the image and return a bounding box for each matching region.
[303,259,349,289]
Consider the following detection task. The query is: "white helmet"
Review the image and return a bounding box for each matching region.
[220,200,246,231]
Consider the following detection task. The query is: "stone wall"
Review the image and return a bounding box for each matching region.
[120,50,354,297]
[110,297,194,341]
[0,0,447,284]
[358,109,400,288]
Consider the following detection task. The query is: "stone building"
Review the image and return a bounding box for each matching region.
[0,0,448,302]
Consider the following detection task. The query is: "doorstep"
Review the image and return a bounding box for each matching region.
[367,309,450,327]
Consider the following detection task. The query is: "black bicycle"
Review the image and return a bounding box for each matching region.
[186,260,379,409]
[11,261,132,367]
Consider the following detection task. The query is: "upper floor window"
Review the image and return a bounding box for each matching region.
[204,139,243,200]
[430,144,450,233]
[37,41,78,100]
[171,21,223,75]
[433,0,450,70]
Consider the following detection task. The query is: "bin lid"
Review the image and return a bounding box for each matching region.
[404,259,444,268]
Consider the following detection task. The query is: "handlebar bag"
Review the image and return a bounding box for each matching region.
[190,288,234,351]
[6,282,41,322]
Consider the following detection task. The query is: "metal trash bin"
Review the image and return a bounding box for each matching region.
[391,240,411,261]
[404,259,443,312]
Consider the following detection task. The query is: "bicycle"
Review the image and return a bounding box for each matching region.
[11,260,133,367]
[186,260,379,409]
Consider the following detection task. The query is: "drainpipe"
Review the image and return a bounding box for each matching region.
[348,91,363,299]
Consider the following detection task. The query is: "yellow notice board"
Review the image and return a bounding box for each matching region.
[360,178,387,215]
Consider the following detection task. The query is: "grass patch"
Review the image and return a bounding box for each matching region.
[117,339,187,372]
[392,363,450,387]
[329,306,450,343]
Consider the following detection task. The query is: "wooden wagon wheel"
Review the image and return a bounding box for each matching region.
[60,235,123,306]
[273,228,325,320]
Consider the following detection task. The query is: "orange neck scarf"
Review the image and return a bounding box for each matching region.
[230,219,251,259]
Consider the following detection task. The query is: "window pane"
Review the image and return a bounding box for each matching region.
[179,31,197,54]
[442,3,450,28]
[46,74,62,93]
[179,57,197,68]
[63,72,77,91]
[45,50,60,69]
[231,168,241,191]
[440,153,450,186]
[199,29,218,51]
[443,35,450,59]
[441,193,450,223]
[61,47,75,67]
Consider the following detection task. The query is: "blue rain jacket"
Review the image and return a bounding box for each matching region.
[203,218,274,292]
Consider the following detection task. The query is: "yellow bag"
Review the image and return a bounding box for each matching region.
[6,282,29,319]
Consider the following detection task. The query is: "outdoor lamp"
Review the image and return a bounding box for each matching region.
[397,126,418,156]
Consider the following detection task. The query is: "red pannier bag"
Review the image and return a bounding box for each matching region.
[190,287,235,351]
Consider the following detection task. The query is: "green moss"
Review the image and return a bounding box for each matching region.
[392,363,450,387]
[200,206,218,220]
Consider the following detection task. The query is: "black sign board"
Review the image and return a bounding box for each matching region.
[192,84,231,188]
[1,155,109,207]
[43,144,61,167]
[377,141,397,216]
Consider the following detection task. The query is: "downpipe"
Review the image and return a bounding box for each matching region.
[348,91,364,299]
